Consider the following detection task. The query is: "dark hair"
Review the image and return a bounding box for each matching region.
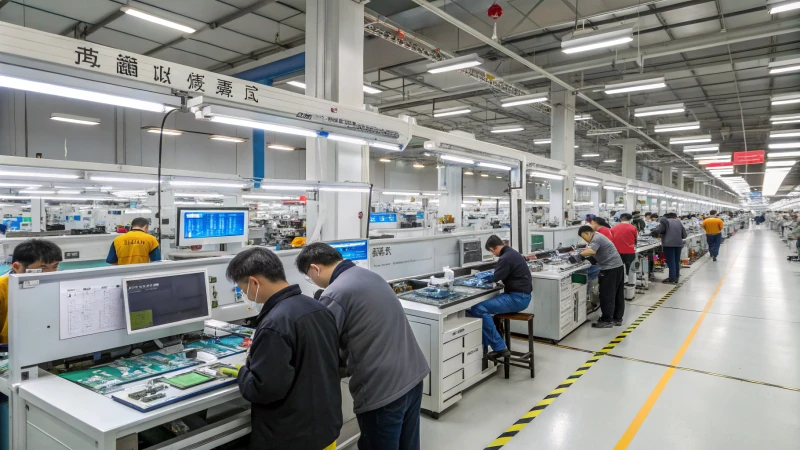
[666,212,678,219]
[578,225,594,236]
[131,217,150,229]
[12,239,63,266]
[710,210,717,215]
[633,210,641,215]
[592,217,611,228]
[644,212,652,217]
[295,242,344,274]
[226,247,286,283]
[485,235,505,251]
[620,213,633,222]
[651,214,659,219]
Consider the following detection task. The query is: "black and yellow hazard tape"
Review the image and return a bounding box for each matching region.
[483,259,712,450]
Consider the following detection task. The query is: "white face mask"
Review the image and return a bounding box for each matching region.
[244,280,263,313]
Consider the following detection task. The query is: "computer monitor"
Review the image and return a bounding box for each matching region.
[122,270,212,334]
[176,207,248,246]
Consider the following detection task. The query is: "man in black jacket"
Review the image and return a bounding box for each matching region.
[224,247,342,450]
[468,235,533,360]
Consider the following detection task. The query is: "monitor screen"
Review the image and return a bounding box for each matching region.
[123,270,211,334]
[176,208,248,246]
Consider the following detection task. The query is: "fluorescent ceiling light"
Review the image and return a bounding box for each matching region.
[694,154,731,160]
[209,135,247,143]
[771,92,800,105]
[50,113,100,125]
[325,134,367,145]
[286,81,306,89]
[174,193,224,198]
[574,114,592,121]
[0,183,41,188]
[603,159,617,163]
[144,127,183,135]
[464,170,474,175]
[769,142,800,149]
[257,185,313,191]
[170,180,246,188]
[56,190,81,195]
[413,163,425,168]
[363,85,382,94]
[496,176,502,179]
[582,153,600,157]
[174,201,217,206]
[770,130,800,138]
[268,144,295,151]
[768,151,800,158]
[603,184,624,191]
[0,170,79,180]
[670,135,711,144]
[765,160,797,167]
[763,169,791,196]
[683,144,719,152]
[242,194,293,200]
[654,121,700,133]
[0,75,170,113]
[633,103,685,117]
[575,176,600,182]
[529,171,563,180]
[575,180,599,187]
[319,187,370,193]
[491,125,524,133]
[379,158,391,163]
[768,57,800,74]
[208,116,318,138]
[500,93,548,107]
[90,176,156,184]
[604,77,666,95]
[19,190,55,195]
[533,139,552,145]
[770,113,800,123]
[121,7,196,33]
[480,174,488,177]
[427,54,483,74]
[637,149,655,153]
[586,129,622,136]
[478,162,511,170]
[369,142,402,151]
[561,25,633,54]
[381,191,418,196]
[432,106,471,117]
[441,155,475,164]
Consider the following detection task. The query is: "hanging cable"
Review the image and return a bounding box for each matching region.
[156,108,177,248]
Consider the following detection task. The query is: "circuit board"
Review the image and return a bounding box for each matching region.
[185,339,244,358]
[58,351,201,394]
[204,319,255,337]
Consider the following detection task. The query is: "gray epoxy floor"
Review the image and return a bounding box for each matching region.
[421,227,800,449]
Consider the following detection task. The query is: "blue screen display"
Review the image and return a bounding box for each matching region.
[2,217,24,231]
[329,240,368,262]
[369,212,397,223]
[183,211,246,239]
[416,211,424,219]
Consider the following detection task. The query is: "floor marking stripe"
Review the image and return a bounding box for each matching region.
[482,254,712,450]
[613,234,751,449]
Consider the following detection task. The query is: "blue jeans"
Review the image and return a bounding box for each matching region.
[357,381,423,450]
[468,292,532,352]
[706,233,722,258]
[663,246,682,281]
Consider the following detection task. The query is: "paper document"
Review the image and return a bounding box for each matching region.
[60,278,125,340]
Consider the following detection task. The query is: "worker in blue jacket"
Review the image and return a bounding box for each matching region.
[468,235,533,360]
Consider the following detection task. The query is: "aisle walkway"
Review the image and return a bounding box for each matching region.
[421,228,800,449]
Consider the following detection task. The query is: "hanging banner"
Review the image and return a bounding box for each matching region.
[733,151,765,165]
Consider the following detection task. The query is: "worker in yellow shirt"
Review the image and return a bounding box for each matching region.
[701,210,725,262]
[106,217,161,265]
[1,239,63,344]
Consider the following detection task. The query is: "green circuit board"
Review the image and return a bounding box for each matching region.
[185,339,243,357]
[59,351,200,394]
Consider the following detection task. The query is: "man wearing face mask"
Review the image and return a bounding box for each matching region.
[223,247,342,450]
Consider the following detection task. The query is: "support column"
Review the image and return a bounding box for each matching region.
[438,165,463,227]
[642,167,650,183]
[305,0,368,241]
[549,85,576,225]
[610,138,640,213]
[676,169,686,191]
[589,189,600,216]
[510,159,527,252]
[661,165,673,187]
[29,198,43,232]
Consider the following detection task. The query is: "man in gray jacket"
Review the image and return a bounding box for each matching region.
[652,212,687,284]
[297,243,430,450]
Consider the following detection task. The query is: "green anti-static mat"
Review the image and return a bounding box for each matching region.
[163,372,215,390]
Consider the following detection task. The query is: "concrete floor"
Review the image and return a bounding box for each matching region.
[421,227,800,449]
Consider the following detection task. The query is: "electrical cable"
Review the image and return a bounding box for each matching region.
[156,108,177,248]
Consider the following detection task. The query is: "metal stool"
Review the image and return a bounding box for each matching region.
[494,312,535,379]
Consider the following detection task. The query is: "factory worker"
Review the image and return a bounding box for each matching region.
[652,213,687,284]
[297,243,429,450]
[578,225,625,328]
[224,247,341,450]
[590,217,614,240]
[701,210,724,262]
[106,217,160,265]
[1,239,62,344]
[612,213,638,283]
[470,235,532,360]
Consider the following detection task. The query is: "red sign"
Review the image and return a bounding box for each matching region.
[733,150,765,165]
[705,162,734,168]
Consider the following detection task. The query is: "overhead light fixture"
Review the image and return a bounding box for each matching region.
[654,121,700,133]
[695,154,731,160]
[561,25,634,54]
[480,173,489,177]
[464,170,474,175]
[762,168,791,196]
[91,176,157,184]
[426,54,483,73]
[491,125,524,133]
[175,192,224,198]
[56,190,81,195]
[529,171,564,180]
[533,139,552,145]
[0,75,171,113]
[209,135,247,143]
[586,129,622,136]
[603,184,625,191]
[363,85,382,94]
[478,162,511,170]
[500,92,548,107]
[768,151,800,158]
[769,142,800,149]
[0,170,79,180]
[683,144,719,152]
[286,81,306,89]
[582,153,600,157]
[381,191,418,196]
[50,113,100,125]
[574,114,592,121]
[207,116,318,138]
[144,127,183,135]
[771,92,800,105]
[241,194,293,200]
[603,159,617,163]
[768,57,800,74]
[765,160,797,167]
[633,103,685,117]
[637,149,655,153]
[257,185,313,191]
[604,77,666,95]
[170,180,246,188]
[413,163,425,168]
[268,144,295,151]
[496,176,502,179]
[174,201,217,206]
[770,130,800,138]
[575,180,600,187]
[0,182,41,188]
[379,158,391,163]
[325,133,367,145]
[369,142,402,151]
[770,113,800,125]
[432,106,471,117]
[670,135,711,144]
[120,7,196,33]
[19,190,55,195]
[441,155,475,164]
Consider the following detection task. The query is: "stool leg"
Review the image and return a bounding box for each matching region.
[503,319,510,379]
[528,318,535,378]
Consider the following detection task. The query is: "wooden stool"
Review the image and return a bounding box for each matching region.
[494,312,535,379]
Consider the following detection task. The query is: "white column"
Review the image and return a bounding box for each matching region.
[610,138,640,212]
[589,189,600,216]
[438,165,463,227]
[662,165,673,187]
[549,85,576,225]
[641,167,650,183]
[29,198,43,232]
[676,169,686,191]
[510,159,528,252]
[305,0,367,241]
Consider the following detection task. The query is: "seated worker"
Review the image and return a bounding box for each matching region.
[469,235,532,360]
[224,247,342,450]
[106,217,160,265]
[578,225,625,328]
[1,239,63,344]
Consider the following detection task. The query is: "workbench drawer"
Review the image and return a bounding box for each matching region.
[464,345,482,365]
[443,318,482,343]
[442,369,465,394]
[464,359,483,381]
[464,329,481,350]
[442,336,464,360]
[442,353,464,377]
